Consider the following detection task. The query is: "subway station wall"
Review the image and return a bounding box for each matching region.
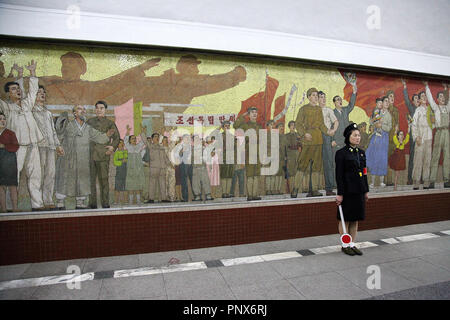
[0,39,449,264]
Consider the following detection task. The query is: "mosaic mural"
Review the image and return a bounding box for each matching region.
[0,40,448,212]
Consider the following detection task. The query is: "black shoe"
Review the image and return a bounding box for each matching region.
[351,247,363,256]
[89,205,98,209]
[341,247,355,256]
[102,205,110,209]
[247,197,254,201]
[444,182,450,188]
[75,206,88,210]
[413,187,419,190]
[146,200,154,204]
[31,207,46,212]
[57,207,66,211]
[428,183,435,189]
[326,190,336,196]
[253,196,261,200]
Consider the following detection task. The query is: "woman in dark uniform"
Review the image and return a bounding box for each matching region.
[335,123,369,256]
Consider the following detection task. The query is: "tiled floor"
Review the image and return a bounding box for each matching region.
[0,220,449,300]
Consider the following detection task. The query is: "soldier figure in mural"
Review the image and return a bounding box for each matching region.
[87,101,120,209]
[294,88,333,197]
[285,120,302,198]
[234,106,262,201]
[54,105,116,209]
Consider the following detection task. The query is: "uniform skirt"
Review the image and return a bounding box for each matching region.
[337,193,365,222]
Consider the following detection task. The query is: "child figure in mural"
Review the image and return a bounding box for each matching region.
[0,112,19,213]
[124,125,146,205]
[388,124,410,191]
[113,139,128,205]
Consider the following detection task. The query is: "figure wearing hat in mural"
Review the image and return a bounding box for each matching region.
[294,88,333,197]
[234,106,262,201]
[219,120,235,198]
[424,81,450,188]
[285,120,302,197]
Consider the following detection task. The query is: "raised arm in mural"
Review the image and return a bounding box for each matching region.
[104,54,247,111]
[332,74,357,151]
[36,52,161,105]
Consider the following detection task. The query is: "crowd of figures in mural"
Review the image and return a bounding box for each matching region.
[0,52,449,213]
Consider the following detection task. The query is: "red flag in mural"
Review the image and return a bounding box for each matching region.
[339,69,446,134]
[239,76,279,128]
[273,93,287,126]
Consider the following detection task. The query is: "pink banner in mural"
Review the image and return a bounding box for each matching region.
[114,98,134,138]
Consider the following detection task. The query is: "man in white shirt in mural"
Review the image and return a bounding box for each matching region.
[0,60,45,211]
[424,81,450,188]
[411,89,433,190]
[319,90,339,195]
[32,84,65,209]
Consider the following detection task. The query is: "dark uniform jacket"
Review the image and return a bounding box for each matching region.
[335,145,369,195]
